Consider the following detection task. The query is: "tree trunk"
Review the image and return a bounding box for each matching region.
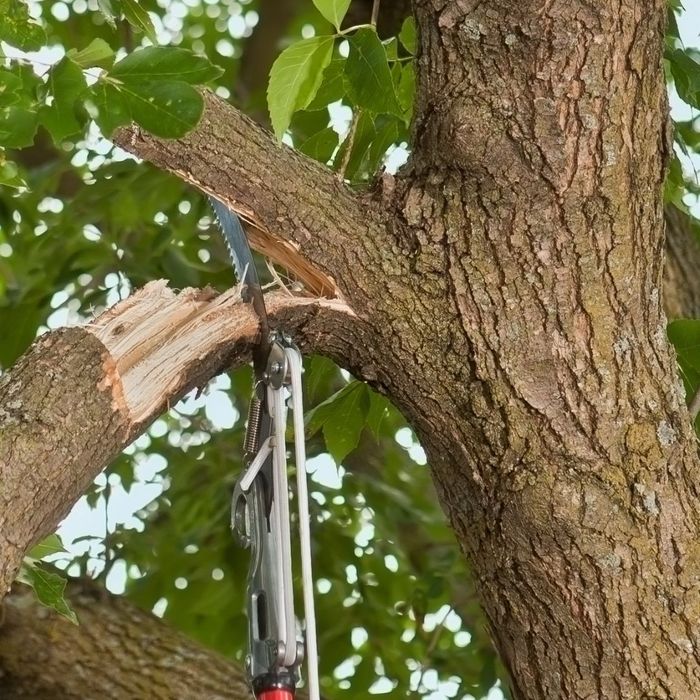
[385,2,700,697]
[2,1,700,698]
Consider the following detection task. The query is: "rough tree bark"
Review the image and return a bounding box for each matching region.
[0,581,252,699]
[2,1,700,699]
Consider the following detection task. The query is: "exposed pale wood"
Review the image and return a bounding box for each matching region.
[88,280,353,423]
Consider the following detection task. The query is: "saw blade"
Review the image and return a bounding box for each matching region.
[209,195,269,339]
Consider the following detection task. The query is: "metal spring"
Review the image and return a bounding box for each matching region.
[244,396,263,455]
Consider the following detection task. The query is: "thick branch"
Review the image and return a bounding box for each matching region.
[0,281,358,599]
[113,92,388,302]
[0,580,251,699]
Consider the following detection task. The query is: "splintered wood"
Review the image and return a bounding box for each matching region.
[86,280,354,425]
[88,281,259,423]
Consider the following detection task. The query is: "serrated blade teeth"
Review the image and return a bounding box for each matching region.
[208,196,257,287]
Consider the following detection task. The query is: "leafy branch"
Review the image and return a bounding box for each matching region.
[265,0,416,183]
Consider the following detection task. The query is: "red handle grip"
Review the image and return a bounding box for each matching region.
[258,691,294,700]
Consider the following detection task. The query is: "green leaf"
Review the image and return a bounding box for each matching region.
[384,37,399,62]
[668,319,700,371]
[89,80,131,135]
[28,534,67,560]
[669,49,700,109]
[394,62,415,123]
[0,0,46,51]
[85,487,101,509]
[67,38,115,69]
[0,304,44,367]
[322,382,368,463]
[345,27,400,115]
[363,115,400,175]
[0,157,26,189]
[676,120,700,152]
[290,108,331,142]
[305,380,358,436]
[0,70,23,108]
[298,126,339,163]
[0,104,38,148]
[668,319,700,426]
[303,355,343,405]
[40,58,88,143]
[267,36,335,139]
[666,8,680,43]
[121,0,157,43]
[664,153,688,212]
[20,564,78,624]
[97,48,217,136]
[399,16,417,55]
[0,64,41,147]
[306,57,346,110]
[334,110,375,180]
[312,0,351,30]
[118,79,204,138]
[366,388,391,439]
[111,47,222,84]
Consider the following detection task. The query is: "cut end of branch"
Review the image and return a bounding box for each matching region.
[86,281,355,429]
[88,281,258,425]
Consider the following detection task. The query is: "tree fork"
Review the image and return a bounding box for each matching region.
[106,1,700,696]
[2,1,700,698]
[113,92,392,304]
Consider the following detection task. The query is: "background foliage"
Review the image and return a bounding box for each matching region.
[1,0,699,698]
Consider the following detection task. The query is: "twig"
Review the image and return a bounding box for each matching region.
[336,110,362,181]
[413,606,453,693]
[371,0,381,26]
[338,23,372,35]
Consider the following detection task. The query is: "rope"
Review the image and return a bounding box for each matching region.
[286,347,320,700]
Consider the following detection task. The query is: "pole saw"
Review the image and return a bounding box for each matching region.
[210,197,320,700]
